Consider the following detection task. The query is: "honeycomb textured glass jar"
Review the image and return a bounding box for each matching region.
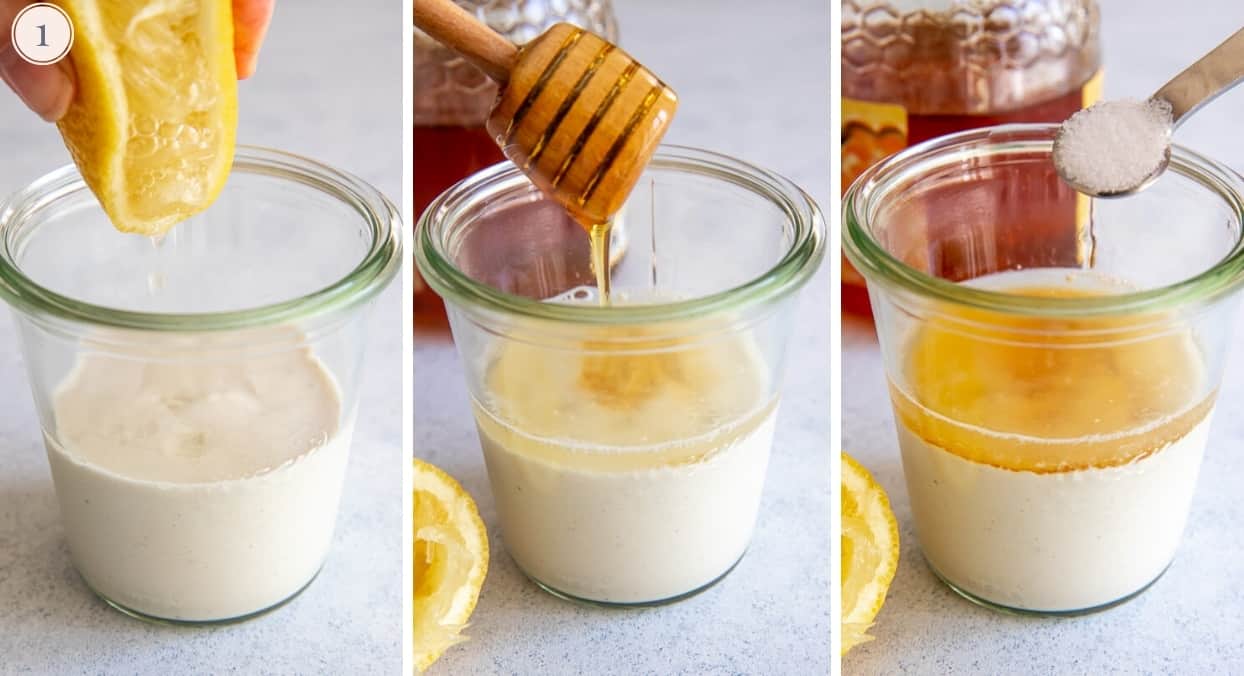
[843,0,1100,115]
[414,0,618,126]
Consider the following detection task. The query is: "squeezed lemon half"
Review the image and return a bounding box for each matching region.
[414,459,488,673]
[54,0,238,236]
[841,452,899,655]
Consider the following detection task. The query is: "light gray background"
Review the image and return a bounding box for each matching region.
[0,2,402,673]
[844,1,1244,673]
[414,0,832,673]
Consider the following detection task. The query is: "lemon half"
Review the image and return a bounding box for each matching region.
[54,0,238,236]
[841,452,899,655]
[415,459,488,673]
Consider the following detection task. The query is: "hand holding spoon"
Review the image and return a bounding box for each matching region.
[1054,26,1244,197]
[413,0,678,227]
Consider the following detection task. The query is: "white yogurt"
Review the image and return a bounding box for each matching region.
[45,336,351,622]
[898,416,1209,612]
[477,406,775,604]
[472,330,775,604]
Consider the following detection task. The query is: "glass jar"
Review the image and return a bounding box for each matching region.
[414,0,618,329]
[844,125,1244,614]
[841,0,1102,315]
[0,147,400,623]
[416,146,824,606]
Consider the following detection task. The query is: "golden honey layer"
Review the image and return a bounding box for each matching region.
[892,285,1214,473]
[475,326,773,471]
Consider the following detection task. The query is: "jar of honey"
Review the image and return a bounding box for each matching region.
[414,0,618,329]
[841,0,1101,316]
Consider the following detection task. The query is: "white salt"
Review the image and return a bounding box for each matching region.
[1053,98,1174,195]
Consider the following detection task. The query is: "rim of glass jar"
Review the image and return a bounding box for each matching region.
[843,123,1244,318]
[0,145,402,332]
[416,145,825,324]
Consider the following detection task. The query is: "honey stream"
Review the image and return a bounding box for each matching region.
[588,220,613,306]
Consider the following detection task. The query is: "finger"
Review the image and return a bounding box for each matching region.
[0,1,73,122]
[233,0,274,80]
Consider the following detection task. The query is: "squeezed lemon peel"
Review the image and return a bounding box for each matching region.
[414,459,488,673]
[841,452,899,655]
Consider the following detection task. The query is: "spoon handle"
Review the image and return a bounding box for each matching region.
[1153,27,1244,128]
[414,0,518,83]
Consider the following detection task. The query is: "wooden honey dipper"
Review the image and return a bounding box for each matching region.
[414,0,678,227]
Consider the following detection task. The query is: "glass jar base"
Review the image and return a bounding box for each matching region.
[517,550,749,609]
[926,557,1172,617]
[80,565,325,626]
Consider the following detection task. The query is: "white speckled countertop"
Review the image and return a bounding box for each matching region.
[844,1,1244,672]
[0,3,402,673]
[415,0,832,673]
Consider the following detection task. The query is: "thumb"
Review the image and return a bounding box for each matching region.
[0,2,73,122]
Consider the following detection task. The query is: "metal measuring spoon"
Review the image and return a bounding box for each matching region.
[1054,27,1244,198]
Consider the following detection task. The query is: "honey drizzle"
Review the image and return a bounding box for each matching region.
[588,220,612,305]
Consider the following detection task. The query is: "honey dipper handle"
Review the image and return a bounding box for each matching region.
[414,0,518,83]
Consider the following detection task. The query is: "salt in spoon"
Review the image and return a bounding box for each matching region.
[1053,26,1244,198]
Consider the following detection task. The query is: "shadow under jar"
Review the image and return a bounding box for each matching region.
[844,124,1244,615]
[0,147,400,624]
[416,146,824,606]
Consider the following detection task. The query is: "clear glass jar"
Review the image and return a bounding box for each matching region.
[416,146,824,606]
[844,124,1244,614]
[841,0,1102,315]
[0,147,400,623]
[414,0,618,328]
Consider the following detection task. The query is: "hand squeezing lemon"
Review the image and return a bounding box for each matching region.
[10,1,274,236]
